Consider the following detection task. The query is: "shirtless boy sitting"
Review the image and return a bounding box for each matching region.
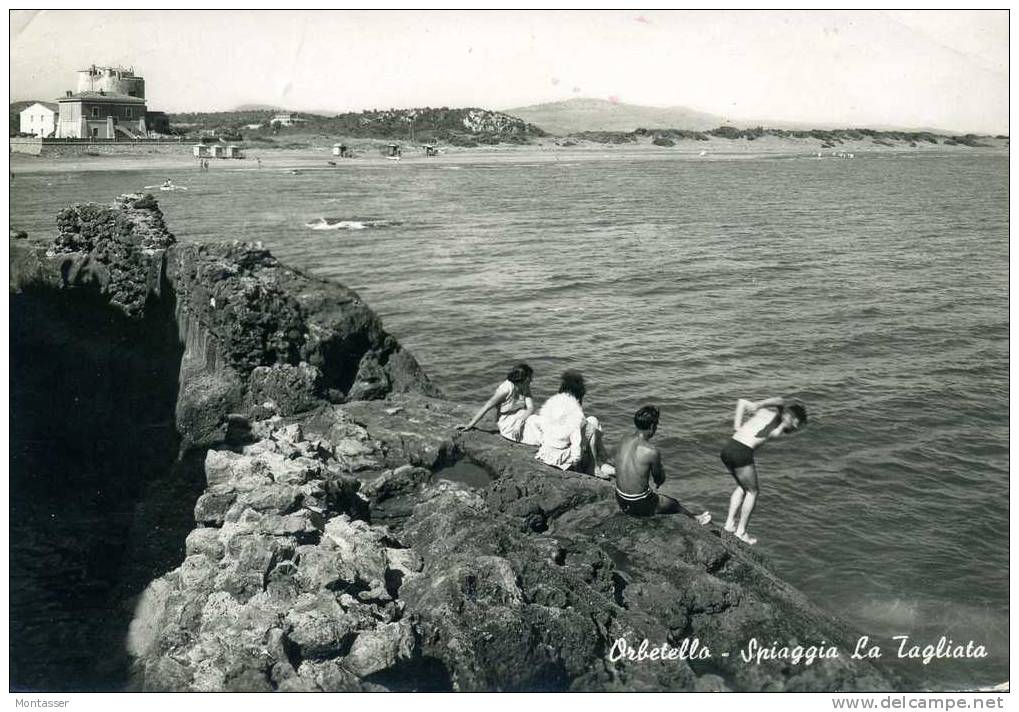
[721,397,808,545]
[614,405,711,523]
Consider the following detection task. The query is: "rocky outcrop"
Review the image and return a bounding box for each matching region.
[132,396,896,692]
[11,195,899,692]
[8,195,436,691]
[10,193,438,447]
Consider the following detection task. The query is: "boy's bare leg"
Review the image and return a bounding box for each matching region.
[657,494,711,525]
[725,487,744,532]
[735,492,758,544]
[731,464,759,544]
[585,417,614,479]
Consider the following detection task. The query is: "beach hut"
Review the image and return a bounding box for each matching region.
[424,144,438,157]
[382,143,401,158]
[192,144,211,158]
[208,145,224,158]
[332,143,351,158]
[224,145,243,159]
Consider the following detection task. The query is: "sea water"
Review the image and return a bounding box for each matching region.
[9,150,1008,688]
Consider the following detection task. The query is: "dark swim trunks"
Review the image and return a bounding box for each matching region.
[720,438,755,473]
[615,488,658,517]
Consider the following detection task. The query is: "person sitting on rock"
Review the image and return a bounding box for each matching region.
[528,370,614,479]
[721,396,808,545]
[456,363,535,442]
[614,405,711,522]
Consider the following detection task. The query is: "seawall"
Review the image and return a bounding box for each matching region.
[8,195,900,692]
[11,138,191,157]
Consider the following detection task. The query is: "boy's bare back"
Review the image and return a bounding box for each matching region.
[614,434,662,495]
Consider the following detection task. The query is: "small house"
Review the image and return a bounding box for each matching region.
[224,145,243,158]
[270,112,307,128]
[382,143,401,158]
[192,144,212,158]
[207,145,224,158]
[19,102,59,138]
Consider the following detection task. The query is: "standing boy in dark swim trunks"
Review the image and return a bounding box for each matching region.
[614,405,712,523]
[721,397,808,545]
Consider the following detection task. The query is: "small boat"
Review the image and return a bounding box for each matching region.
[327,161,337,166]
[144,183,187,191]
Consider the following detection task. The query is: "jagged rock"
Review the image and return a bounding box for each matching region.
[185,528,226,561]
[361,464,432,501]
[180,554,219,590]
[294,545,354,592]
[284,593,358,659]
[257,510,323,539]
[126,577,176,660]
[204,450,242,488]
[322,515,389,586]
[345,621,416,676]
[385,547,423,577]
[235,483,302,515]
[347,351,391,400]
[194,488,236,526]
[295,659,386,692]
[248,363,324,416]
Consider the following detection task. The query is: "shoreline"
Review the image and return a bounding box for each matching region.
[9,134,1008,175]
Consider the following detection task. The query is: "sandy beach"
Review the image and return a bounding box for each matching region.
[9,134,1008,175]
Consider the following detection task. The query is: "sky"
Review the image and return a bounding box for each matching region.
[8,10,1010,134]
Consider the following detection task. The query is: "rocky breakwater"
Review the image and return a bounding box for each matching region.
[8,194,436,690]
[10,194,899,692]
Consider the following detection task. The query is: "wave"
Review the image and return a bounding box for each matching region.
[305,217,401,231]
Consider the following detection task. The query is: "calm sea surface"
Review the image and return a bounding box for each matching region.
[10,151,1009,688]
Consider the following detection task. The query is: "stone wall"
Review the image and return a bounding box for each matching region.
[11,139,189,157]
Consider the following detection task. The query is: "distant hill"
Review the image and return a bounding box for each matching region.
[503,98,727,134]
[233,104,284,112]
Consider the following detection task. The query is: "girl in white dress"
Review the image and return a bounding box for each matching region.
[456,364,535,442]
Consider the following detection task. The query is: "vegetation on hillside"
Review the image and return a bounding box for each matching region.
[165,106,546,145]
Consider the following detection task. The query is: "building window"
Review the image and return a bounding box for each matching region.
[91,107,100,119]
[124,107,132,119]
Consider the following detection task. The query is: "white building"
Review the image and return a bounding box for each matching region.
[270,112,307,127]
[19,102,59,137]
